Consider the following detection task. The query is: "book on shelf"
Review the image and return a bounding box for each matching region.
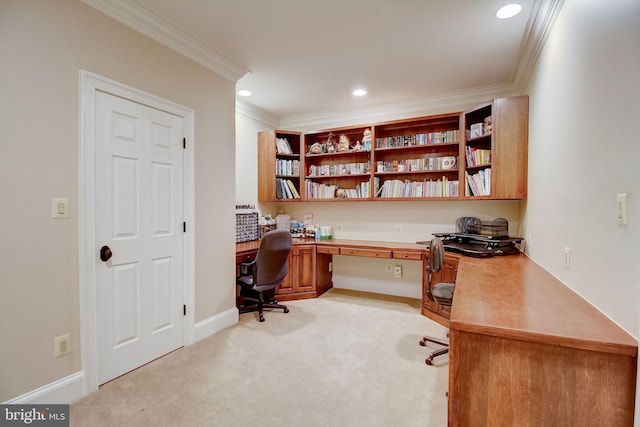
[276,158,299,176]
[375,130,459,148]
[305,180,371,199]
[375,177,459,198]
[275,137,293,155]
[465,147,491,167]
[375,156,457,173]
[465,169,491,196]
[276,178,300,199]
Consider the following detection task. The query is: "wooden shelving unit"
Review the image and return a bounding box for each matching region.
[257,96,528,202]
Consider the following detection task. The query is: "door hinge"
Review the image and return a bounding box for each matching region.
[183,222,186,233]
[183,138,186,149]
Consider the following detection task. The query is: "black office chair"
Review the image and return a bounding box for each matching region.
[237,229,292,322]
[419,237,455,365]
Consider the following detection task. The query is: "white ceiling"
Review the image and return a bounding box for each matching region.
[84,0,562,121]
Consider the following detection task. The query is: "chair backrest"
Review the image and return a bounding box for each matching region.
[426,237,445,302]
[254,229,293,287]
[428,237,444,274]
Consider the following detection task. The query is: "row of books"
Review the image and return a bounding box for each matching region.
[465,169,491,196]
[375,156,457,173]
[465,147,491,167]
[375,177,459,198]
[308,162,369,177]
[275,137,294,155]
[276,159,299,176]
[276,178,300,199]
[305,180,372,199]
[375,130,459,148]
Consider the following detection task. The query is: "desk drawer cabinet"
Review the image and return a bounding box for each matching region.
[278,245,316,298]
[317,246,339,254]
[340,247,392,258]
[393,250,422,260]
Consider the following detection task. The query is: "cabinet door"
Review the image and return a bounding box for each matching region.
[276,245,316,295]
[422,255,458,319]
[491,96,528,199]
[276,251,296,294]
[422,257,441,315]
[295,245,317,292]
[437,256,458,317]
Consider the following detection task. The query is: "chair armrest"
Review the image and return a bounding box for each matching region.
[239,259,256,276]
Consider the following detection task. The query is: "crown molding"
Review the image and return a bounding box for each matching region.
[235,99,280,129]
[279,84,516,131]
[81,0,247,82]
[83,0,564,127]
[280,0,565,130]
[512,0,565,93]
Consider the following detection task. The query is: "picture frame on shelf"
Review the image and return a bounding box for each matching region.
[470,123,484,138]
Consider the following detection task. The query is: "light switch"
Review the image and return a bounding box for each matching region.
[52,197,69,219]
[616,193,628,226]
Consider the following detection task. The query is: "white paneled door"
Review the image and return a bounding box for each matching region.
[94,91,185,385]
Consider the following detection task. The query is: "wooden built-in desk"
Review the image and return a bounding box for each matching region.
[236,239,637,425]
[450,254,637,426]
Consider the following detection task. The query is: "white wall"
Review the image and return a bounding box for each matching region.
[522,1,640,420]
[523,0,639,337]
[0,1,236,403]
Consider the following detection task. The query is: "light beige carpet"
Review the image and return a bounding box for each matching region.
[71,289,449,426]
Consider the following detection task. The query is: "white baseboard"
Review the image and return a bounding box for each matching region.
[194,306,239,342]
[3,371,85,405]
[332,275,421,299]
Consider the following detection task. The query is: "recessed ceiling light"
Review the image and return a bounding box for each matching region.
[496,4,522,19]
[238,89,251,97]
[352,89,367,97]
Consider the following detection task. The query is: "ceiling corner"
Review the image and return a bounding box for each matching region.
[81,0,248,82]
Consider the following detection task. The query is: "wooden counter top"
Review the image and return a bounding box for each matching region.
[237,238,426,253]
[452,254,637,356]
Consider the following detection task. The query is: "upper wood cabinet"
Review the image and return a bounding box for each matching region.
[257,96,528,202]
[463,96,528,200]
[257,130,302,201]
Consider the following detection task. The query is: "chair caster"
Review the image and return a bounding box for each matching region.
[284,308,289,313]
[425,357,433,365]
[419,339,426,346]
[259,314,265,322]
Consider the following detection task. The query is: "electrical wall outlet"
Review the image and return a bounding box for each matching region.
[54,334,71,357]
[393,265,402,278]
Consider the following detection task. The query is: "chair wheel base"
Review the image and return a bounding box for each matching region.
[284,308,289,313]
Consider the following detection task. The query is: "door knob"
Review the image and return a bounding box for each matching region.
[100,245,113,262]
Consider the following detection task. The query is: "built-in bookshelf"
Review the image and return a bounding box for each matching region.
[258,130,303,201]
[462,96,528,199]
[372,114,461,200]
[303,126,373,200]
[257,96,528,202]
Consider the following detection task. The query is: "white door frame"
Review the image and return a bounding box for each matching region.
[78,70,195,393]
